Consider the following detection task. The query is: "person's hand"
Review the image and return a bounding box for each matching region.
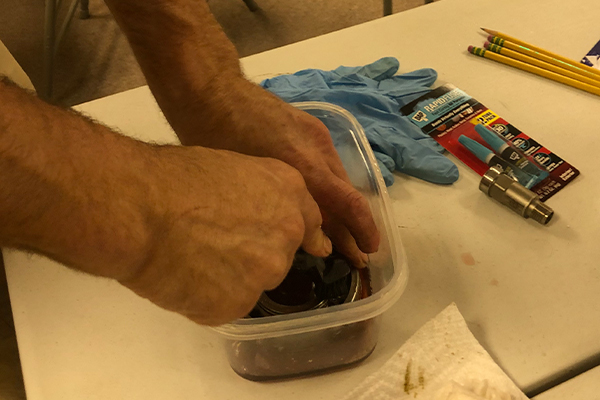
[158,75,380,268]
[261,57,460,187]
[120,146,332,325]
[0,77,331,326]
[101,0,379,266]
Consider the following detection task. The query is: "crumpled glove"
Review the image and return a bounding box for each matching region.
[261,57,459,186]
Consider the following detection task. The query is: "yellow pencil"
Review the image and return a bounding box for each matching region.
[468,46,600,97]
[483,41,600,89]
[487,34,600,83]
[482,28,600,79]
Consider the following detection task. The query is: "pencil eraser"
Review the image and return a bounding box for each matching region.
[484,41,491,48]
[487,34,494,41]
[468,45,474,53]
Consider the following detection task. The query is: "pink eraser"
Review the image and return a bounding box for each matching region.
[488,34,494,41]
[468,45,474,52]
[484,41,491,48]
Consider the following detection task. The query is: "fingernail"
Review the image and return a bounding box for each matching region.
[360,252,369,267]
[323,235,333,255]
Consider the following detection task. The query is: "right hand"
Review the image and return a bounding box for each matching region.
[121,145,331,326]
[162,78,380,268]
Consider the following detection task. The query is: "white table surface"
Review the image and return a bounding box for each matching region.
[5,0,600,398]
[532,365,600,400]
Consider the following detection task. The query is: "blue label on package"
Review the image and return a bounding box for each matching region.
[406,87,478,134]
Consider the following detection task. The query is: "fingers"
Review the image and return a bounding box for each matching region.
[326,178,379,253]
[322,216,369,268]
[298,185,333,258]
[302,228,332,259]
[333,57,399,81]
[277,160,333,258]
[307,170,380,254]
[318,146,380,254]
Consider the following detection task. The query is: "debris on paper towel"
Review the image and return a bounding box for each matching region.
[342,304,528,400]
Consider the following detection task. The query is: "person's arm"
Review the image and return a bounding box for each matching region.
[103,0,380,267]
[0,78,330,325]
[104,0,241,115]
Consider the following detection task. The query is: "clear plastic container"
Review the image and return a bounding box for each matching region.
[211,102,408,380]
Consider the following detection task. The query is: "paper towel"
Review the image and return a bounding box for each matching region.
[342,303,528,400]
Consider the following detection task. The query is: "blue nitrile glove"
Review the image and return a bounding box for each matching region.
[261,57,459,186]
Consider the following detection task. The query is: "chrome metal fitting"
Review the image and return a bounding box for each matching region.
[255,269,360,317]
[480,166,554,225]
[252,250,364,318]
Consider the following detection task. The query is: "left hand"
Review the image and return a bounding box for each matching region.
[161,74,380,267]
[261,57,460,186]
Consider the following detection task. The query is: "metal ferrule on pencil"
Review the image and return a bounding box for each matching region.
[468,29,600,96]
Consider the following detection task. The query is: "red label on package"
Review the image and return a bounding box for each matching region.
[400,84,580,201]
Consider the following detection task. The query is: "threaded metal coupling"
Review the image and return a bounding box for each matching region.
[480,166,554,225]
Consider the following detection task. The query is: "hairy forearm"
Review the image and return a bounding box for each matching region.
[104,0,243,121]
[0,78,156,280]
[99,1,380,266]
[0,80,337,325]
